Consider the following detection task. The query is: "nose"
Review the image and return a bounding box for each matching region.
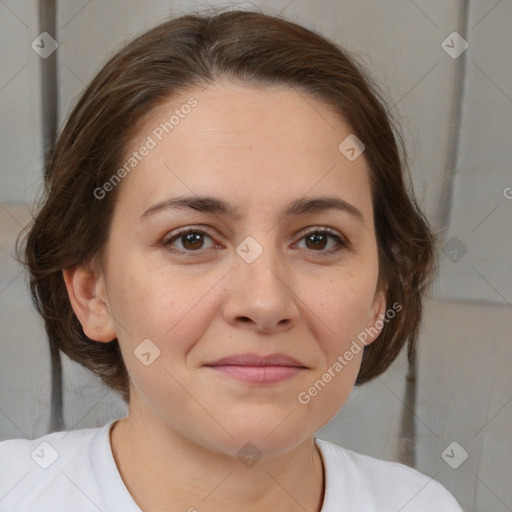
[222,242,300,334]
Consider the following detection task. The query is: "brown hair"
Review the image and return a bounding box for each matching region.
[17,8,437,404]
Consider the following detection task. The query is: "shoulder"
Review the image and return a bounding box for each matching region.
[0,423,112,512]
[0,425,99,473]
[315,438,463,512]
[0,424,99,455]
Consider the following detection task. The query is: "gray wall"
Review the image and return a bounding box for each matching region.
[1,1,511,511]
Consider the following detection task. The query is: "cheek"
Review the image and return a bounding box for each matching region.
[304,260,379,408]
[106,253,221,358]
[107,259,222,418]
[296,287,371,427]
[311,269,378,348]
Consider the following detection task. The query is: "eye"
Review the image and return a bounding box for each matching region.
[162,228,217,252]
[294,227,347,254]
[162,226,348,256]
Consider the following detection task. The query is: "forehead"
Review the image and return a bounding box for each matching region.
[114,80,374,227]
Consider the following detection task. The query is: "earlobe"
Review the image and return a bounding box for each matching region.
[62,266,116,342]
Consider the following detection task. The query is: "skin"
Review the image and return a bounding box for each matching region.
[64,79,387,512]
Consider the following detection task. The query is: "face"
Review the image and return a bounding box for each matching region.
[72,80,386,457]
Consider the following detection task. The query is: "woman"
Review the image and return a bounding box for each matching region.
[1,9,462,511]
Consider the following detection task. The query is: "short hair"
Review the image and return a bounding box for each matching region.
[17,9,438,404]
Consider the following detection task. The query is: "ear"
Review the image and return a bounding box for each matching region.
[62,264,117,342]
[362,286,387,346]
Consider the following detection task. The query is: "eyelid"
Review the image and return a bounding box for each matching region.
[161,225,218,246]
[295,226,347,243]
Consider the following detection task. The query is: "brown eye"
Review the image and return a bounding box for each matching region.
[163,229,215,252]
[296,228,347,253]
[180,232,206,250]
[305,232,328,250]
[162,226,347,257]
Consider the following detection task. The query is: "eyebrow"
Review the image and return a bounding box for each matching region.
[140,195,365,224]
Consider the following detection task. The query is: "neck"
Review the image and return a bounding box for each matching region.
[110,408,325,512]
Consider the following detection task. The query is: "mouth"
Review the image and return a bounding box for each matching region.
[203,353,308,384]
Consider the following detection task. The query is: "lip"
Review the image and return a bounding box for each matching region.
[203,353,308,384]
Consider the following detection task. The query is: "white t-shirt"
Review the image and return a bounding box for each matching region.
[0,420,463,511]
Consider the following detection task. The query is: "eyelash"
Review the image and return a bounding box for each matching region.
[162,226,348,257]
